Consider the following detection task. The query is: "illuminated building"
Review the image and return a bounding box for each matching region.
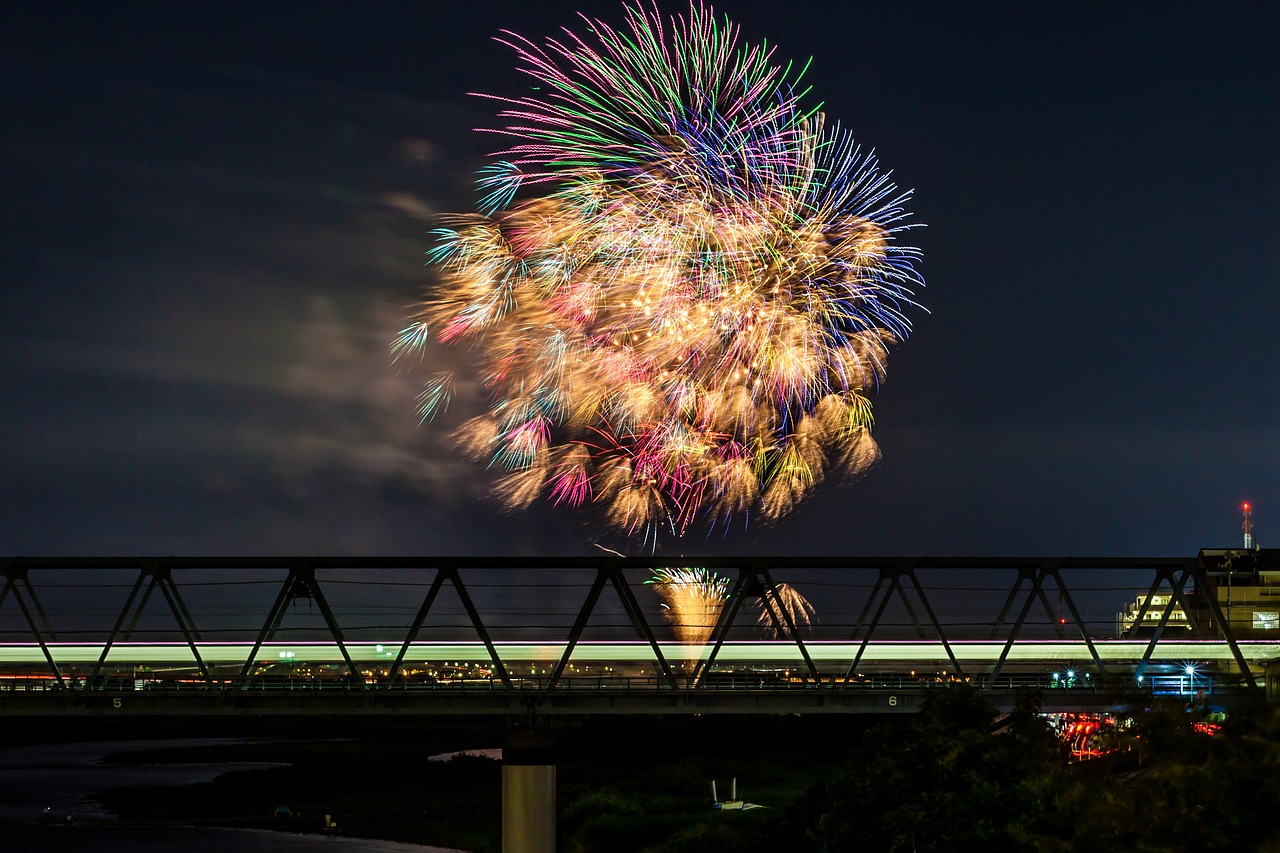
[1196,548,1280,639]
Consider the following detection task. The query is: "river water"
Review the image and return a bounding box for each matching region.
[0,738,467,853]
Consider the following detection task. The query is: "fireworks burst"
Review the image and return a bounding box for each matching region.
[399,2,924,538]
[647,568,815,645]
[647,567,729,646]
[756,582,816,638]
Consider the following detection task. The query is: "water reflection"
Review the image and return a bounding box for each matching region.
[0,739,464,852]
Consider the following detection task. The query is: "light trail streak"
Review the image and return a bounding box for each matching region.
[0,640,1271,666]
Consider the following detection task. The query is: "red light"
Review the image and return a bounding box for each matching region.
[1059,617,1067,625]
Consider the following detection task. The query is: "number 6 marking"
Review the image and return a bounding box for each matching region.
[888,695,897,707]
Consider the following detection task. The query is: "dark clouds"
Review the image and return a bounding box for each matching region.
[0,2,1277,558]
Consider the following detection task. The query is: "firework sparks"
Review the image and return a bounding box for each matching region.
[400,2,924,538]
[647,567,729,646]
[756,582,816,638]
[647,568,816,646]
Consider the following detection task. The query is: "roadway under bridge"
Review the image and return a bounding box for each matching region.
[1,555,1275,715]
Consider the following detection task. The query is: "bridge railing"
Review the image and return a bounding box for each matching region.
[0,672,1157,695]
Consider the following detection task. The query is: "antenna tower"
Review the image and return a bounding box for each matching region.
[1243,502,1255,550]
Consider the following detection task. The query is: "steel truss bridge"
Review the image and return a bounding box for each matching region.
[0,556,1272,715]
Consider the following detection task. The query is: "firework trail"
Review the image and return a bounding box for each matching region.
[399,2,924,539]
[757,582,816,638]
[647,567,729,646]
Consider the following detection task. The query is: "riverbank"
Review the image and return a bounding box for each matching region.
[84,716,863,853]
[0,737,286,826]
[0,733,475,852]
[0,825,465,853]
[95,737,502,852]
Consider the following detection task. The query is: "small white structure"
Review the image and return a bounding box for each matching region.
[711,778,763,811]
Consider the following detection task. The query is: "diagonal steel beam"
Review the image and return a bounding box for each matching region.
[990,567,1034,639]
[155,579,207,680]
[1035,580,1065,640]
[1135,567,1190,682]
[549,563,677,687]
[902,568,963,676]
[239,567,302,684]
[606,563,676,687]
[163,570,203,643]
[1188,559,1256,688]
[0,563,65,688]
[1125,571,1165,639]
[122,575,159,642]
[759,565,821,685]
[442,564,510,687]
[756,578,786,637]
[691,568,750,687]
[93,569,149,681]
[294,562,364,688]
[851,570,887,640]
[237,563,366,687]
[890,573,926,640]
[1166,565,1202,633]
[549,567,610,686]
[387,569,446,683]
[1046,566,1107,676]
[20,574,57,642]
[153,568,210,681]
[989,569,1044,683]
[842,567,897,687]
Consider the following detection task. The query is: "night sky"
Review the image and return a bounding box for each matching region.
[3,1,1278,559]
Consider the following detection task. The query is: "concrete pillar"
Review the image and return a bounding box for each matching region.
[502,725,555,853]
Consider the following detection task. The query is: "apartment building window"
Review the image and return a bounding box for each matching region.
[1252,611,1279,631]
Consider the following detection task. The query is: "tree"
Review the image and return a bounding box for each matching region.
[806,684,1057,853]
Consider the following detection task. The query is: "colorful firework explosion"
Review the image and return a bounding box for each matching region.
[398,2,924,539]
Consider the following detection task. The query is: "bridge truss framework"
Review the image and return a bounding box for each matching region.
[0,555,1270,714]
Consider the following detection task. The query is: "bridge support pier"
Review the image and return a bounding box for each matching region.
[503,724,555,853]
